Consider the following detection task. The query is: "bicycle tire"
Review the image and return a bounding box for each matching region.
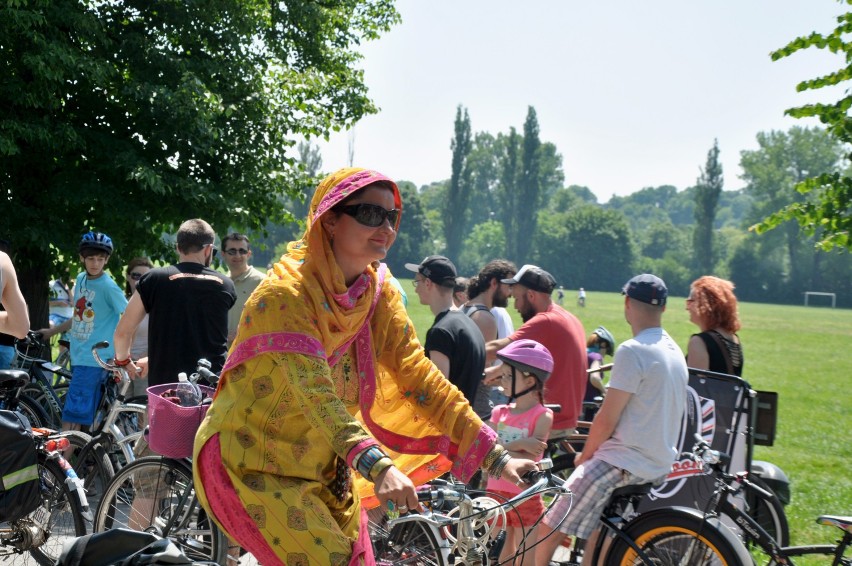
[0,453,86,565]
[607,508,748,566]
[371,515,445,566]
[21,382,66,430]
[61,431,115,530]
[742,476,789,548]
[13,394,51,429]
[93,456,227,564]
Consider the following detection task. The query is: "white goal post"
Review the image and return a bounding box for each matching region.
[803,291,836,308]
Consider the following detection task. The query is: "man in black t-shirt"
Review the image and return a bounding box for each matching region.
[113,218,236,387]
[405,255,489,419]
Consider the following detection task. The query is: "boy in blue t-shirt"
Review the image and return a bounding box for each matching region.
[41,232,127,429]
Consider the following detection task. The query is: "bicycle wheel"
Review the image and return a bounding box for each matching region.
[13,394,51,429]
[20,382,65,430]
[0,453,86,565]
[607,510,745,566]
[371,515,446,566]
[93,456,227,563]
[742,476,789,548]
[61,431,115,529]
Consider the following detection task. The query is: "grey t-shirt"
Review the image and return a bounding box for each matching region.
[594,327,688,480]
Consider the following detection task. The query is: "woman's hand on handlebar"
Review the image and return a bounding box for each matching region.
[374,465,419,514]
[501,457,538,485]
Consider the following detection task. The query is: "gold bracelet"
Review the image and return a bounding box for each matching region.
[482,445,507,471]
[369,457,394,482]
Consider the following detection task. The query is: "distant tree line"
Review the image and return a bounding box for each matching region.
[371,108,850,308]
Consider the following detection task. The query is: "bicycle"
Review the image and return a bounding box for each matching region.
[371,457,750,566]
[13,331,71,430]
[82,341,149,469]
[0,365,52,431]
[0,372,91,565]
[92,363,229,564]
[685,437,849,566]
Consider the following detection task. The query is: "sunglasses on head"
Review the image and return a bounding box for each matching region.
[336,203,400,229]
[225,248,249,256]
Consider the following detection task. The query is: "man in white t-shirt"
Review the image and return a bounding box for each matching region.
[221,232,266,345]
[535,274,688,566]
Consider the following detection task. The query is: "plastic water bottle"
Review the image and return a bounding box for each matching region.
[175,372,202,406]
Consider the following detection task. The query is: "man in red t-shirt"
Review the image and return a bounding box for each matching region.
[485,264,586,437]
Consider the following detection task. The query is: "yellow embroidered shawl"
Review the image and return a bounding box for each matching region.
[196,168,496,507]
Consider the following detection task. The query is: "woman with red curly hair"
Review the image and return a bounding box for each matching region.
[685,276,743,376]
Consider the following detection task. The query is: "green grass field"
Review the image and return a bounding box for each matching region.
[398,279,852,547]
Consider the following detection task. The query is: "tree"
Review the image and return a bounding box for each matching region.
[755,5,852,250]
[516,106,543,262]
[497,128,521,261]
[534,205,634,292]
[693,139,724,275]
[386,181,431,276]
[740,127,843,299]
[0,0,399,326]
[443,105,473,263]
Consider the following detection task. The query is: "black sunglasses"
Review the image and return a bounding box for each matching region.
[336,203,400,229]
[129,272,145,280]
[224,248,249,256]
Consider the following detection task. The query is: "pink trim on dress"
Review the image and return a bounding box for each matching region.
[451,425,498,481]
[222,332,326,373]
[346,438,380,467]
[197,435,285,566]
[328,265,387,368]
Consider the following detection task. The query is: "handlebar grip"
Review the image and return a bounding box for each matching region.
[93,341,109,350]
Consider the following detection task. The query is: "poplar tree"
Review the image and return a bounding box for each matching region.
[693,140,723,275]
[444,105,473,263]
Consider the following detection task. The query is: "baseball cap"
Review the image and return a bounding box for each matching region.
[500,264,556,294]
[404,255,458,287]
[622,274,668,306]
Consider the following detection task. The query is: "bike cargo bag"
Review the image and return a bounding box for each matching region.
[0,409,40,522]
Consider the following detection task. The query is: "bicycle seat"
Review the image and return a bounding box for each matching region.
[0,369,29,390]
[817,515,852,534]
[58,339,70,348]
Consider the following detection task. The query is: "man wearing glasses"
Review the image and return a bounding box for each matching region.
[221,232,266,345]
[113,218,236,387]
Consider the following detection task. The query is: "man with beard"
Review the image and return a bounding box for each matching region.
[485,264,586,439]
[461,259,517,343]
[113,218,236,387]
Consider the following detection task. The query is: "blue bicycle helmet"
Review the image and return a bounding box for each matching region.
[79,231,114,255]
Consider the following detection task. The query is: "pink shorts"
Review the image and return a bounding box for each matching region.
[491,490,545,528]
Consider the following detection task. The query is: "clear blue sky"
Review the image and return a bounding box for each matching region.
[316,1,847,202]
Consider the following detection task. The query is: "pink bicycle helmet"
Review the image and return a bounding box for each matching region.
[496,339,554,382]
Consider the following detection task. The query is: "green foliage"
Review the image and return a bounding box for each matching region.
[693,139,724,275]
[0,0,399,324]
[741,127,845,299]
[533,205,634,292]
[444,105,474,263]
[756,5,852,250]
[515,107,543,263]
[457,220,506,276]
[386,181,432,275]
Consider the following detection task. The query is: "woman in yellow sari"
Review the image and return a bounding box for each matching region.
[193,168,535,566]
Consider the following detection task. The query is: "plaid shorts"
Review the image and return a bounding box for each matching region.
[543,458,644,540]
